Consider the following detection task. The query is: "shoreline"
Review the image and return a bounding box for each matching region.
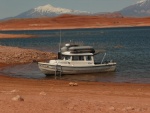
[0,25,149,40]
[0,33,37,39]
[0,62,149,85]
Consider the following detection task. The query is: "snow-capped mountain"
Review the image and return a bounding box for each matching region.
[120,0,150,17]
[15,4,91,18]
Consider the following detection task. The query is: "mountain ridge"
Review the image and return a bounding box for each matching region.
[120,0,150,17]
[14,4,91,19]
[1,1,150,20]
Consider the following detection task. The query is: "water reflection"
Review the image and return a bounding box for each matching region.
[0,63,116,82]
[1,63,150,83]
[59,72,116,82]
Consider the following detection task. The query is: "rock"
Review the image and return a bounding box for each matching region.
[126,107,135,110]
[12,95,24,101]
[69,82,74,86]
[135,108,142,112]
[73,83,78,86]
[10,89,18,93]
[69,82,78,86]
[122,107,135,111]
[109,106,116,111]
[39,91,47,95]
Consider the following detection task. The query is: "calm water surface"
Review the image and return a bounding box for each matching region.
[0,27,150,83]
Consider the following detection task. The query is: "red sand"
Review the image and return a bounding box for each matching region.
[0,71,150,113]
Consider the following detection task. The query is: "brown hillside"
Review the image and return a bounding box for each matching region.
[0,15,150,31]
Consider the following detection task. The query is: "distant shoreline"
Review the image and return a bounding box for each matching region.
[0,25,150,32]
[0,25,150,39]
[0,33,37,38]
[0,15,150,33]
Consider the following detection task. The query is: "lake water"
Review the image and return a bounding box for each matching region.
[0,27,150,83]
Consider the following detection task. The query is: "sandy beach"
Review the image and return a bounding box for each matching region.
[0,69,150,113]
[0,46,150,113]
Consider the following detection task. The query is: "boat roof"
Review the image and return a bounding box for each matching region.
[60,43,105,56]
[69,46,94,50]
[61,51,93,56]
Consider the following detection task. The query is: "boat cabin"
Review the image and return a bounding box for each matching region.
[60,52,94,65]
[55,44,97,66]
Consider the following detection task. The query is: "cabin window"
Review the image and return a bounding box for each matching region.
[61,55,65,60]
[61,55,71,60]
[72,56,79,61]
[86,56,92,61]
[72,56,84,61]
[65,56,71,60]
[79,56,84,60]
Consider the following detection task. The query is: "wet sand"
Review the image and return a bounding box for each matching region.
[0,46,150,113]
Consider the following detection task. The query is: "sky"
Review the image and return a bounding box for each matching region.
[0,0,141,19]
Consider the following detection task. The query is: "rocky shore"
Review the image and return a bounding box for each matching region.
[0,45,56,64]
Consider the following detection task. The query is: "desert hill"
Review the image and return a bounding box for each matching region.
[0,14,150,31]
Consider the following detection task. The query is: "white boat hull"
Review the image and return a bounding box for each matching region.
[38,62,116,75]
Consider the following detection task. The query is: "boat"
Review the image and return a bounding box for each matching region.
[38,43,117,76]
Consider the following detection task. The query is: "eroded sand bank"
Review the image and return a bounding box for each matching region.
[0,33,37,38]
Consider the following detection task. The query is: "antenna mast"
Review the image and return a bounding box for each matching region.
[59,30,62,52]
